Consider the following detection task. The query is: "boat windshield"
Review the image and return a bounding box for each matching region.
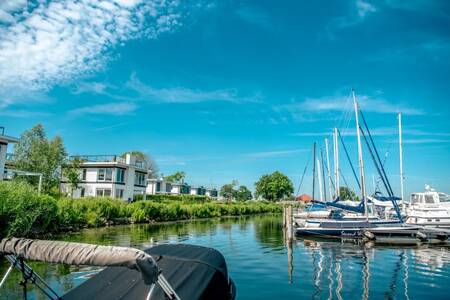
[411,194,420,204]
[425,195,435,204]
[438,193,450,202]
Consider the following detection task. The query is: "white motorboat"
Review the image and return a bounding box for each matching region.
[405,185,450,228]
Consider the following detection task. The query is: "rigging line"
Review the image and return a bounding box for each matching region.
[337,129,361,189]
[296,150,312,196]
[359,108,395,196]
[360,126,392,197]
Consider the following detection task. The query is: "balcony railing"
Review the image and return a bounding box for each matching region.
[69,155,126,164]
[5,153,16,162]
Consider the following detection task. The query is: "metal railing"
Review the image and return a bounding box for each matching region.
[69,155,126,164]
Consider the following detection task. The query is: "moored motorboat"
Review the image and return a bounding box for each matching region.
[0,238,236,300]
[405,186,450,228]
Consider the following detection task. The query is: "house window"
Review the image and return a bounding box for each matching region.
[80,188,85,197]
[96,188,111,197]
[115,189,124,199]
[156,182,161,192]
[166,183,172,193]
[98,168,112,181]
[116,169,125,183]
[134,172,146,186]
[82,169,87,180]
[98,169,105,181]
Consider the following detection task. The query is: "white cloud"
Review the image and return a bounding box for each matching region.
[403,138,450,145]
[0,0,185,107]
[291,128,450,137]
[281,93,425,116]
[236,4,272,30]
[245,149,307,159]
[125,73,262,104]
[356,0,377,18]
[0,0,27,24]
[0,109,51,118]
[69,102,137,116]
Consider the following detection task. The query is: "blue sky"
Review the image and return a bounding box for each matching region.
[0,0,449,196]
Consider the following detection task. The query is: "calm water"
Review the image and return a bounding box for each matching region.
[1,215,450,299]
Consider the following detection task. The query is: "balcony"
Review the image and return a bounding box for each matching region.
[69,155,126,164]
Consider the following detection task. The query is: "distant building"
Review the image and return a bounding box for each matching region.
[190,186,206,196]
[147,178,217,198]
[146,178,191,195]
[61,153,153,201]
[205,188,218,199]
[0,127,19,180]
[296,194,312,202]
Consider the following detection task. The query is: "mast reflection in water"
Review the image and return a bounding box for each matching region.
[1,215,450,299]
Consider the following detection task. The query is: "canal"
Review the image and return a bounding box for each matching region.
[1,214,450,299]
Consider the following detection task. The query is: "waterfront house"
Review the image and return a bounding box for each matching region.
[0,127,18,181]
[61,153,153,201]
[190,186,206,196]
[205,188,219,199]
[146,177,191,195]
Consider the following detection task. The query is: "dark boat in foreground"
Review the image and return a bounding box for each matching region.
[0,238,236,300]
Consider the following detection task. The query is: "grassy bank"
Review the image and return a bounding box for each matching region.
[0,181,281,238]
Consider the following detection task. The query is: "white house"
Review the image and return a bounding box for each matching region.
[205,188,219,199]
[0,127,19,180]
[190,186,206,196]
[61,153,153,201]
[146,178,192,195]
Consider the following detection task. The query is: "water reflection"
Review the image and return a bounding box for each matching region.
[296,238,450,300]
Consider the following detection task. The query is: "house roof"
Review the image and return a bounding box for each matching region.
[296,194,313,201]
[0,134,19,144]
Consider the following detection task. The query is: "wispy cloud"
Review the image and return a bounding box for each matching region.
[402,138,450,145]
[0,109,51,118]
[356,0,377,18]
[0,0,186,107]
[291,128,450,137]
[125,73,262,104]
[279,93,425,116]
[93,121,129,132]
[0,0,27,23]
[69,102,137,116]
[235,4,272,30]
[245,149,307,159]
[324,0,377,38]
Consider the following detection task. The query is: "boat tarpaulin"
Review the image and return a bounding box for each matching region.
[63,243,236,300]
[0,237,158,284]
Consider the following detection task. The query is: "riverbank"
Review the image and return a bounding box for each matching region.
[0,181,282,238]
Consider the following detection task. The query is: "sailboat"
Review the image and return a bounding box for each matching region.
[296,90,405,238]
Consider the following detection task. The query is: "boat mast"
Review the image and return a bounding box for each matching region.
[312,142,316,201]
[353,89,368,218]
[325,138,333,200]
[398,113,405,213]
[317,157,324,202]
[333,128,340,199]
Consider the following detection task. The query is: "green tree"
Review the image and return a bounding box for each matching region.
[234,185,253,201]
[121,150,158,177]
[63,157,83,197]
[13,124,67,193]
[339,186,359,201]
[254,171,294,201]
[164,171,186,183]
[220,180,238,202]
